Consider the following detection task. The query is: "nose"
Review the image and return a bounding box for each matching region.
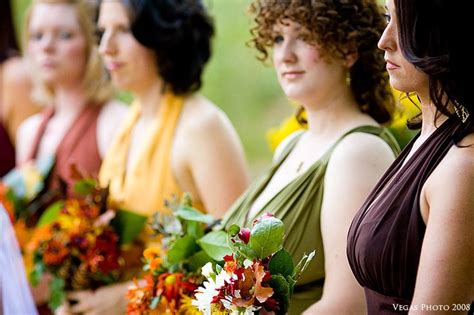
[275,38,297,65]
[378,22,396,52]
[40,34,55,53]
[99,31,116,56]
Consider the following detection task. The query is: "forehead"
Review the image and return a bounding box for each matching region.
[98,1,130,26]
[273,19,305,31]
[29,3,80,30]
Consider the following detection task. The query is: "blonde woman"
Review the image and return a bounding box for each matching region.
[17,0,127,192]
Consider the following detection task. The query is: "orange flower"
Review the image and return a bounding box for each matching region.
[149,257,162,272]
[43,239,69,266]
[143,247,161,260]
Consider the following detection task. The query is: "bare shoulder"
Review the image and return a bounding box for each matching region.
[98,99,129,125]
[329,131,396,171]
[16,113,43,164]
[3,57,31,84]
[428,134,474,192]
[178,94,230,137]
[18,113,43,140]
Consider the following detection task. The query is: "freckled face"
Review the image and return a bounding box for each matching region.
[272,19,347,105]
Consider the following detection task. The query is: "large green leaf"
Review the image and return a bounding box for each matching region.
[167,235,200,265]
[268,274,290,313]
[110,209,147,245]
[37,201,63,227]
[197,231,232,261]
[249,217,285,259]
[187,250,214,271]
[175,206,215,224]
[269,249,294,277]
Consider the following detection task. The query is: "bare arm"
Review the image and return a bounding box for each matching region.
[409,147,474,314]
[304,133,395,314]
[176,97,250,218]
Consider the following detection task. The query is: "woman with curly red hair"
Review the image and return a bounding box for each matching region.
[223,0,399,313]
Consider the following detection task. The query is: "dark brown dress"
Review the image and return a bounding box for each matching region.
[347,116,460,314]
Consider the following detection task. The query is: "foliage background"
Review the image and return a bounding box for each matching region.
[12,0,416,177]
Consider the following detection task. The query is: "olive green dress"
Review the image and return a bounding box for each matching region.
[222,126,400,314]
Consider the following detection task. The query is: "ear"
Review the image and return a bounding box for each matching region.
[344,50,359,68]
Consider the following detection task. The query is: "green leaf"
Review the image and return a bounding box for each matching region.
[287,275,296,297]
[187,250,214,271]
[167,235,200,265]
[187,221,204,239]
[268,274,290,313]
[48,277,65,311]
[269,249,294,277]
[175,206,215,224]
[249,217,285,259]
[73,178,96,195]
[228,224,240,237]
[110,209,147,244]
[197,231,232,261]
[293,250,316,280]
[29,261,45,286]
[37,201,63,227]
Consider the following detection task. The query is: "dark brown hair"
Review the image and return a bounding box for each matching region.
[249,0,395,124]
[0,0,19,62]
[395,0,472,142]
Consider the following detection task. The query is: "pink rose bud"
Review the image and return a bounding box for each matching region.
[252,212,275,225]
[238,227,251,244]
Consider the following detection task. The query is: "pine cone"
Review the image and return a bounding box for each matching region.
[57,259,72,283]
[72,264,91,290]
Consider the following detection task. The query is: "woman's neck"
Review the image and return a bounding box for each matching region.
[134,79,165,118]
[418,93,450,138]
[304,83,366,137]
[52,85,88,117]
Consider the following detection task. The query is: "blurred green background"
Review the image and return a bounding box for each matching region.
[12,0,415,177]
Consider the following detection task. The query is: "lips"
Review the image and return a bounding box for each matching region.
[105,61,124,71]
[282,70,305,79]
[385,59,400,70]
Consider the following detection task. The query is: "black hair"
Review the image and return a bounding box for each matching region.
[396,0,473,142]
[126,0,214,95]
[0,0,19,63]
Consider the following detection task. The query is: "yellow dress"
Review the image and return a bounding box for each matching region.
[99,92,186,217]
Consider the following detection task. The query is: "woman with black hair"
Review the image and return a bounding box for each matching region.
[347,0,474,313]
[61,0,250,313]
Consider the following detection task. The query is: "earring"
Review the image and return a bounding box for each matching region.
[454,100,470,123]
[345,71,351,86]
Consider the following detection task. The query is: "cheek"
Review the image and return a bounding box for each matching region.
[64,39,88,66]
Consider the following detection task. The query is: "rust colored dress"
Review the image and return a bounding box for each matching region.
[27,106,102,195]
[347,116,462,314]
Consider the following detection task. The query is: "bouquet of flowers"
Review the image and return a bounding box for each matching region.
[192,213,315,315]
[0,156,55,224]
[28,178,147,310]
[126,194,232,315]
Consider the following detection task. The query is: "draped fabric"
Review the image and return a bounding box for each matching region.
[0,121,15,177]
[99,92,188,217]
[27,105,102,195]
[0,204,38,315]
[223,126,400,314]
[347,116,460,314]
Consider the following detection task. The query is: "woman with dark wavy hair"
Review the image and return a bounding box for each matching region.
[60,0,250,313]
[347,0,474,313]
[222,0,399,313]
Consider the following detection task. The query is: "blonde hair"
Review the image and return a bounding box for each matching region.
[24,0,112,106]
